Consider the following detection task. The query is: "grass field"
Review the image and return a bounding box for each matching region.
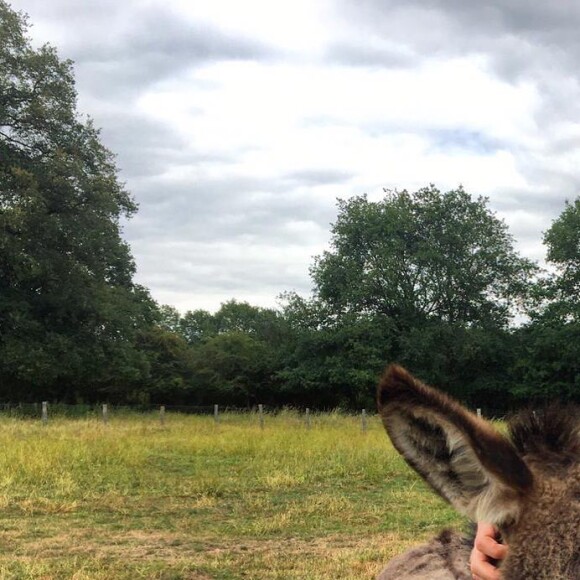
[0,411,465,579]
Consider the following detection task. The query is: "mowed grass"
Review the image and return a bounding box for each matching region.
[0,411,464,579]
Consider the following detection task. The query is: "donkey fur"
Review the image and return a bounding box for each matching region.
[377,365,579,580]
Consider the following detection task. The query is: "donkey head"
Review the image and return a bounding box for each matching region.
[377,365,580,580]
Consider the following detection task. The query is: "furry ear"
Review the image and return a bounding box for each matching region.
[377,365,534,526]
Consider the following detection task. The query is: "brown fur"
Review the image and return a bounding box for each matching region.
[377,530,472,580]
[377,365,580,580]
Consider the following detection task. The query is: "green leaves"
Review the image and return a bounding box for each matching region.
[293,186,540,407]
[0,1,150,400]
[312,186,536,328]
[509,198,580,402]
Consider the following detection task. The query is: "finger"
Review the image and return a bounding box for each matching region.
[474,560,501,580]
[470,548,502,580]
[475,534,508,561]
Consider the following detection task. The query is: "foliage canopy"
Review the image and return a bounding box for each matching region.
[311,186,536,328]
[0,1,155,400]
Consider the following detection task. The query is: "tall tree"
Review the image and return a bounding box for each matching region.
[288,186,538,407]
[542,198,580,318]
[0,2,154,400]
[512,198,580,402]
[311,186,536,329]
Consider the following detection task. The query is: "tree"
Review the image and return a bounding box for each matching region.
[399,321,517,407]
[171,301,291,406]
[311,186,536,329]
[0,2,155,400]
[511,198,580,402]
[288,186,538,407]
[180,300,287,345]
[279,295,394,408]
[179,309,218,345]
[157,304,182,334]
[135,326,196,404]
[542,198,580,319]
[191,332,276,407]
[213,300,286,341]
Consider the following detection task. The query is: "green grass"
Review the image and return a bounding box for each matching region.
[0,411,464,578]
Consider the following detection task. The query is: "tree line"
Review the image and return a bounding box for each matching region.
[1,1,579,410]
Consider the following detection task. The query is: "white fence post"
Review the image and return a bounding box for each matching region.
[214,404,219,424]
[102,404,108,425]
[361,409,367,433]
[42,401,48,425]
[160,405,165,426]
[258,404,264,429]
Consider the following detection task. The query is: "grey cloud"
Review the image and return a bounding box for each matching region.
[130,230,319,311]
[485,187,567,264]
[325,42,415,68]
[284,169,353,187]
[97,113,236,183]
[338,0,580,47]
[16,0,127,21]
[491,187,567,216]
[423,1,580,41]
[79,102,239,191]
[422,1,580,97]
[334,0,580,200]
[332,2,461,61]
[16,0,276,101]
[119,163,340,290]
[125,9,270,63]
[427,129,503,155]
[73,9,272,68]
[95,113,191,179]
[336,0,580,83]
[125,173,337,246]
[140,246,310,295]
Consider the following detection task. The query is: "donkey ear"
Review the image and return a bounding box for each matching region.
[377,365,534,526]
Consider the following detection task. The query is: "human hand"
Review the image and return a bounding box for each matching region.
[470,522,508,580]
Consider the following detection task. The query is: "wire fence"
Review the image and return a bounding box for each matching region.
[0,402,509,417]
[0,402,380,433]
[0,401,509,432]
[0,402,248,419]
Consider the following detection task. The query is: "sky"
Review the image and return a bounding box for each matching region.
[9,0,580,313]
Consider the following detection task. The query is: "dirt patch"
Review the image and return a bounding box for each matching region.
[21,529,198,561]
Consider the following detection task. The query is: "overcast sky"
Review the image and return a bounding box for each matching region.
[10,0,580,312]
